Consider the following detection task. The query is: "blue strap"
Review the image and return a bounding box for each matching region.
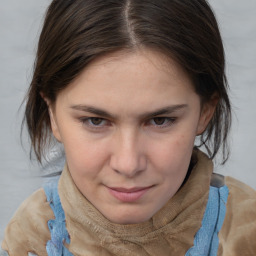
[0,248,9,256]
[44,178,73,256]
[185,185,229,256]
[209,186,229,255]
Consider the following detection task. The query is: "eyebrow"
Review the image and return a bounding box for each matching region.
[70,104,188,119]
[70,105,114,119]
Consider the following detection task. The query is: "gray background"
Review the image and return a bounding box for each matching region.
[0,0,256,241]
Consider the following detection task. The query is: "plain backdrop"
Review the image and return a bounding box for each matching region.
[0,0,256,241]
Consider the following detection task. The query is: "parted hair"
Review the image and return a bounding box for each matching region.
[24,0,231,163]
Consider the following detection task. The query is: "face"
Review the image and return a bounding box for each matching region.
[48,49,215,224]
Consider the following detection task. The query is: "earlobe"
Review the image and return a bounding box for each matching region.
[196,95,218,135]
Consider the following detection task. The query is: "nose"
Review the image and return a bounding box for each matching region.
[110,130,147,178]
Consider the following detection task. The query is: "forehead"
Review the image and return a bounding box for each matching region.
[56,49,197,112]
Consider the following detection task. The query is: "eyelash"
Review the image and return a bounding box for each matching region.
[79,117,176,130]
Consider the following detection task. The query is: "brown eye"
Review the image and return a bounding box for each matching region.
[90,117,104,126]
[153,117,166,125]
[147,117,175,128]
[79,117,111,131]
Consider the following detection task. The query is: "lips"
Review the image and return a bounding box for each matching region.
[107,186,153,202]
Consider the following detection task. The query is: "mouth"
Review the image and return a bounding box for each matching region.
[107,186,154,203]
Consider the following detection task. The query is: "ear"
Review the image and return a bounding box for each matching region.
[48,107,62,143]
[196,94,218,135]
[40,92,62,142]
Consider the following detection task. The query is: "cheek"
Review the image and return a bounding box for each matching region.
[63,135,109,179]
[154,132,195,157]
[150,132,196,176]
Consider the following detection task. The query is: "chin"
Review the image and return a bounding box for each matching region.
[111,217,149,225]
[106,209,152,225]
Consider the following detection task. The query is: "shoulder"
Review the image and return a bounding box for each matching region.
[226,176,256,198]
[225,177,256,221]
[218,176,256,255]
[1,188,54,256]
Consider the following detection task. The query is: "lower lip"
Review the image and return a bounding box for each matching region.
[108,187,151,203]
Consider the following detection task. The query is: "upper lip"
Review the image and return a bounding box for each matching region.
[108,186,153,193]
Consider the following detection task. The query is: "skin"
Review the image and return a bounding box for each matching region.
[46,49,216,224]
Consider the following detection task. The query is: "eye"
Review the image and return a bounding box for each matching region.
[147,117,175,127]
[152,117,167,125]
[88,117,106,126]
[79,117,109,128]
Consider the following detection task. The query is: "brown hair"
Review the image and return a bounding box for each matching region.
[24,0,231,163]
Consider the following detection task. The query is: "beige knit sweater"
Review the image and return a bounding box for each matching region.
[2,150,256,255]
